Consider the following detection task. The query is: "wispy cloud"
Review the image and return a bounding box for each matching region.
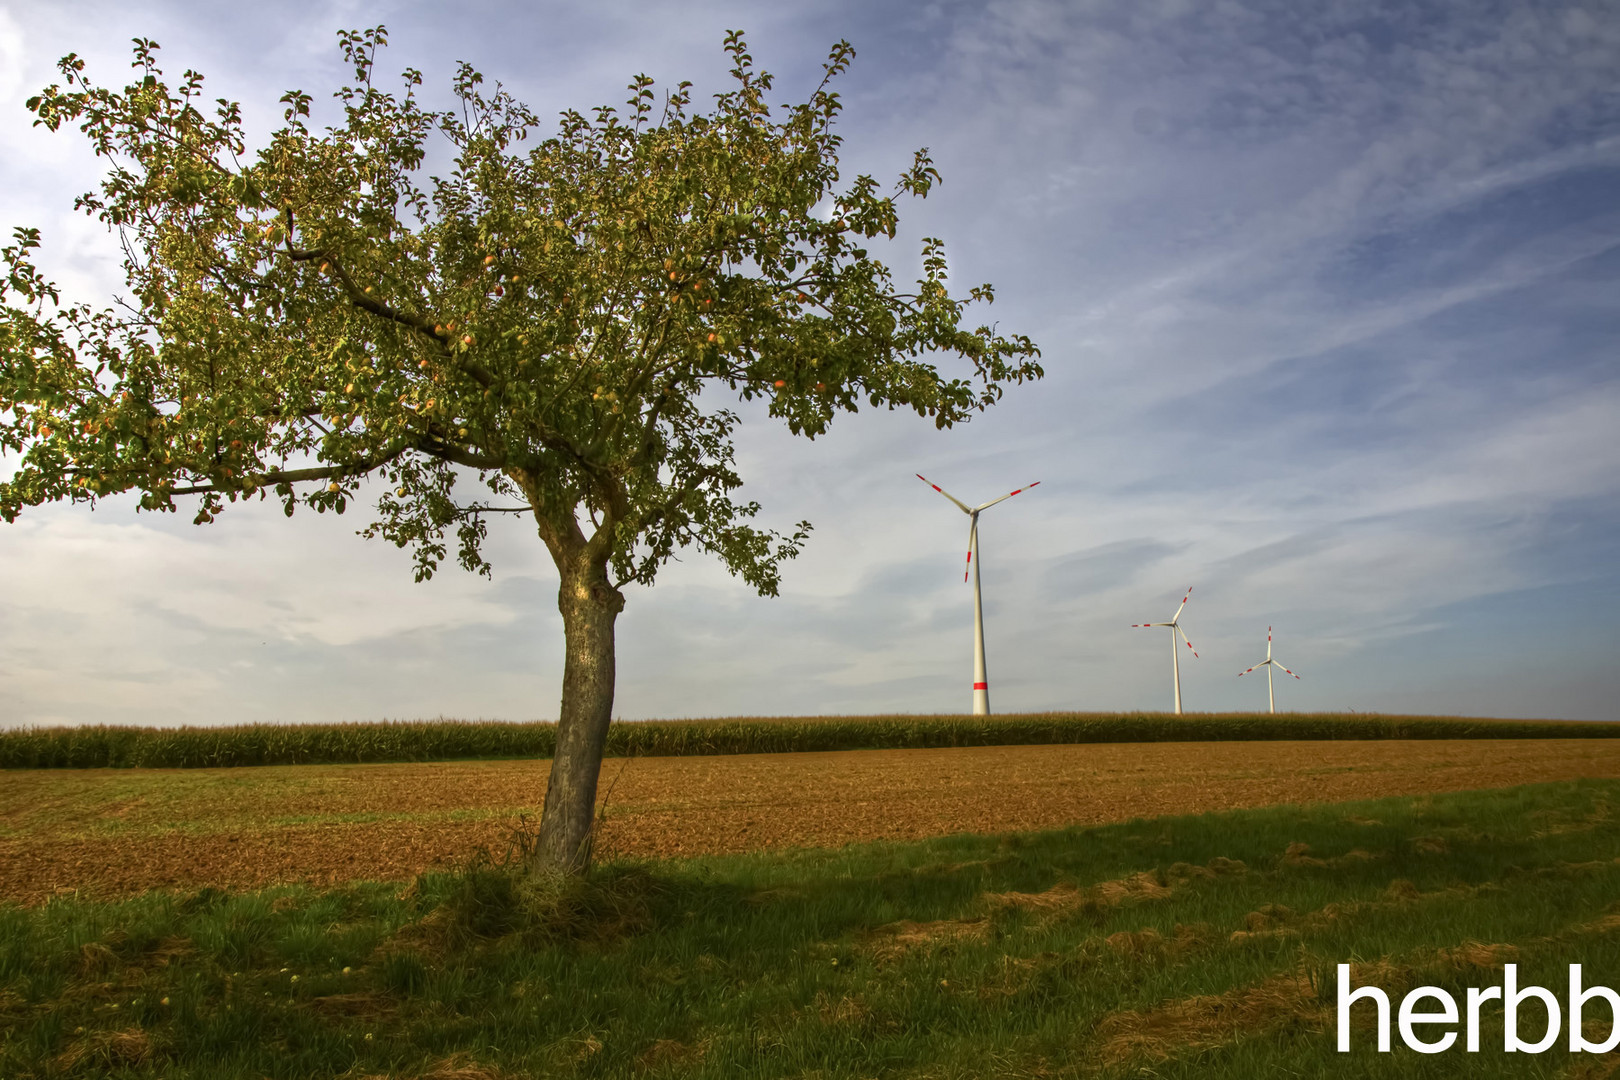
[1,0,1616,725]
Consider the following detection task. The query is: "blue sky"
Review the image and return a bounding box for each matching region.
[1,0,1616,725]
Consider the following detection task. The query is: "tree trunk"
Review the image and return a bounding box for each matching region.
[534,553,624,874]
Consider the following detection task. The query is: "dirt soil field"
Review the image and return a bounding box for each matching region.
[4,738,1619,905]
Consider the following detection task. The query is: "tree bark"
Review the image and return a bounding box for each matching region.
[534,551,625,874]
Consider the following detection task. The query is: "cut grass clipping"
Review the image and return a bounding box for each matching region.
[6,779,1620,1077]
[5,712,1618,769]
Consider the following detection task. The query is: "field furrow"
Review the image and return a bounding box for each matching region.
[4,738,1619,904]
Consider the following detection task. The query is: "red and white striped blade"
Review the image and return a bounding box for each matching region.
[1171,586,1192,622]
[1277,664,1300,679]
[1178,626,1199,658]
[916,473,971,514]
[1131,622,1163,628]
[963,518,977,583]
[974,481,1041,512]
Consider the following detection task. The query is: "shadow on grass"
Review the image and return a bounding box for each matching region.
[5,779,1620,1078]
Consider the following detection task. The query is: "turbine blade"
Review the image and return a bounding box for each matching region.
[1179,626,1199,658]
[916,473,972,514]
[1277,663,1300,679]
[974,481,1041,512]
[1171,586,1192,622]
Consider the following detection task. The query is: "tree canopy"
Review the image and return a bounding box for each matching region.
[2,28,1039,587]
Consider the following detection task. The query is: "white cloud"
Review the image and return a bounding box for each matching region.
[0,9,23,105]
[0,510,522,647]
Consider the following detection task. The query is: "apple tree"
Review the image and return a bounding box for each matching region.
[0,28,1041,872]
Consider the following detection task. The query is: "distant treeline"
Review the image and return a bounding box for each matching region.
[2,713,1616,769]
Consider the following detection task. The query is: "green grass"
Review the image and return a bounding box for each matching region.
[5,780,1620,1077]
[4,712,1616,769]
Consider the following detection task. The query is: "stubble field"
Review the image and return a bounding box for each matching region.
[6,737,1620,905]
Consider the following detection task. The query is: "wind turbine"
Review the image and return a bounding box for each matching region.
[1132,587,1199,714]
[916,474,1040,715]
[1238,627,1299,714]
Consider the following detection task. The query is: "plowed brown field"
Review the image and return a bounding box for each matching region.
[5,738,1619,905]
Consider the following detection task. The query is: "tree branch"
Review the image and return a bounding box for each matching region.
[416,435,505,470]
[280,228,496,389]
[164,438,419,494]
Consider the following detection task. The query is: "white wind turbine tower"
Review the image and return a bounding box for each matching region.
[1238,627,1300,714]
[916,474,1040,715]
[1132,587,1199,714]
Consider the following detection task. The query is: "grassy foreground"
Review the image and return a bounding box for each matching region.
[4,712,1616,769]
[6,782,1620,1077]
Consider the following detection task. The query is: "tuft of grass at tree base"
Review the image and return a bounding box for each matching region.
[4,711,1618,769]
[6,780,1620,1077]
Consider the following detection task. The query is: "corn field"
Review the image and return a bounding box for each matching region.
[1,712,1614,769]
